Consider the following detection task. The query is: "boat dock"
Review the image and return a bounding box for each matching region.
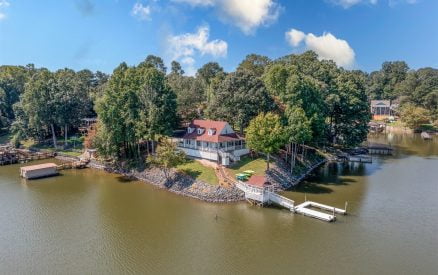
[295,201,346,222]
[235,182,346,222]
[347,155,372,163]
[20,163,59,179]
[0,146,55,166]
[366,144,393,155]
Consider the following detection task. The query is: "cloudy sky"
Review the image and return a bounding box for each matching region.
[0,0,436,74]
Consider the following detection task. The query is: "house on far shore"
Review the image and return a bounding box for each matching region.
[174,120,249,166]
[370,100,398,120]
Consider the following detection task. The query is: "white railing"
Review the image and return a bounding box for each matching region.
[235,181,295,210]
[178,144,246,152]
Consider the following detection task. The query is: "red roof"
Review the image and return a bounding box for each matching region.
[247,175,268,188]
[182,120,242,143]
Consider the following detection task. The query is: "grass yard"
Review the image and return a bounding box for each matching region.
[227,156,268,178]
[57,150,83,157]
[177,159,219,185]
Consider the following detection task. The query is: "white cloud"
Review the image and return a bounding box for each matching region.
[286,29,356,68]
[181,57,197,76]
[330,0,374,8]
[131,2,151,21]
[172,0,281,35]
[0,0,10,21]
[167,26,227,75]
[329,0,417,8]
[172,0,215,6]
[0,0,10,8]
[168,25,227,59]
[285,29,305,47]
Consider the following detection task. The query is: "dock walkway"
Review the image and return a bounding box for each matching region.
[235,182,346,222]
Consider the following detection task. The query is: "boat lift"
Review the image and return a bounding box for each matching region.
[235,181,347,222]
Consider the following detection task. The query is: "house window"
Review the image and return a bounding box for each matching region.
[196,141,201,147]
[188,127,195,134]
[197,128,205,135]
[208,128,216,135]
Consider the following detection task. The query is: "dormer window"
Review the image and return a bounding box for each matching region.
[208,128,216,135]
[197,128,205,135]
[187,127,195,134]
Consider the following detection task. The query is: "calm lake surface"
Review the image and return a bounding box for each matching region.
[1,133,437,274]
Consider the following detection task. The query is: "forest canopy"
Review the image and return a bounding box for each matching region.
[1,51,436,159]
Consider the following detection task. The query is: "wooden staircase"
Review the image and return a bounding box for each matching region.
[215,165,237,188]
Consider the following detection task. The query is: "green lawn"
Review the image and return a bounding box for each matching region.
[227,156,268,178]
[57,150,83,157]
[177,159,219,185]
[19,138,83,157]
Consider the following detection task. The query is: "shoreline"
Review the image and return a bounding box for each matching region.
[55,155,327,204]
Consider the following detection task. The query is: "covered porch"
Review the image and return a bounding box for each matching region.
[176,139,246,152]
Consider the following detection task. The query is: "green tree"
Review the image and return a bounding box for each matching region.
[264,63,327,142]
[207,71,275,134]
[20,69,59,147]
[328,70,370,147]
[167,74,205,123]
[237,54,271,77]
[367,61,409,100]
[0,87,8,130]
[0,65,34,127]
[400,104,431,129]
[196,62,225,86]
[285,106,312,171]
[398,68,438,118]
[96,61,177,159]
[147,138,186,182]
[54,69,90,145]
[140,55,167,74]
[170,61,184,76]
[246,112,286,170]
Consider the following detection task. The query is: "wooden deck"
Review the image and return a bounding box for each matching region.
[235,182,346,222]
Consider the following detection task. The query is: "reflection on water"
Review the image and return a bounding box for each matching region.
[0,133,437,274]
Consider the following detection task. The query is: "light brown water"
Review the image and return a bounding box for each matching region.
[1,133,437,274]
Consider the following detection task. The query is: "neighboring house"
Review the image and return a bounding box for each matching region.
[175,120,249,166]
[370,100,398,120]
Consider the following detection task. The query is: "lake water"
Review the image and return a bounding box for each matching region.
[0,132,437,274]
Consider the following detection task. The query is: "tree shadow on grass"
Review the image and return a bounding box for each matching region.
[179,169,201,180]
[228,155,270,171]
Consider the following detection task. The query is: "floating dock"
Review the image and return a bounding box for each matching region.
[235,182,347,222]
[295,201,346,222]
[20,163,59,179]
[366,145,393,155]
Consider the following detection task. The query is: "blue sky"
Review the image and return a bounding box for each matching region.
[0,0,437,75]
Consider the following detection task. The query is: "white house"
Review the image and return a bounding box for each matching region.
[175,120,250,166]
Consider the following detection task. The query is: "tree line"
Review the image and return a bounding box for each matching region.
[1,51,436,161]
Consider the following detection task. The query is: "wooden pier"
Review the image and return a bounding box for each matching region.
[235,182,346,222]
[347,155,372,163]
[336,153,372,163]
[56,159,89,170]
[366,145,393,155]
[0,146,54,166]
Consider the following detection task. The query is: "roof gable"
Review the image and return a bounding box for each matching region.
[182,120,241,142]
